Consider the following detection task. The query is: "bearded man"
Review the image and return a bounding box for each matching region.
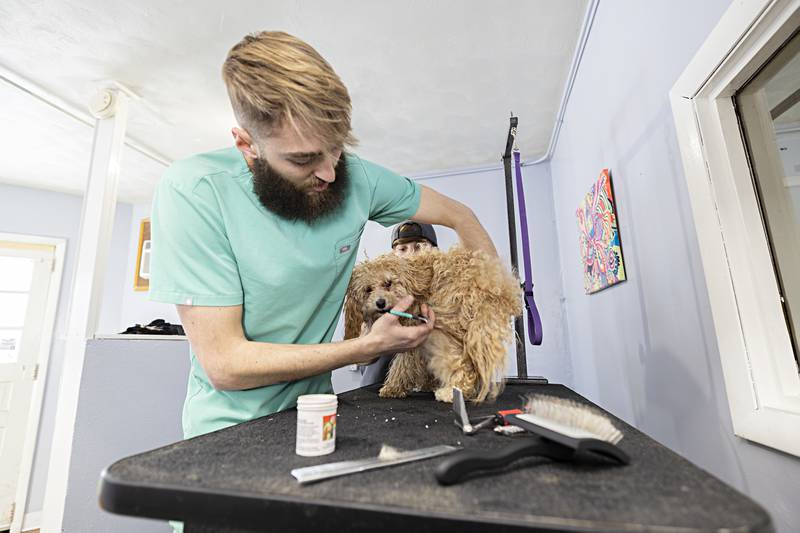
[150,31,498,444]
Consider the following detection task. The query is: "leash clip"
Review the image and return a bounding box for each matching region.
[523,289,534,310]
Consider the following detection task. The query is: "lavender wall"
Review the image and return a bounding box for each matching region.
[547,1,800,530]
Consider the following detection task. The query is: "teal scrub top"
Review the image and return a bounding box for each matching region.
[149,147,421,438]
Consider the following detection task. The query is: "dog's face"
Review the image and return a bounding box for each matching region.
[346,257,437,399]
[344,252,436,339]
[351,267,413,324]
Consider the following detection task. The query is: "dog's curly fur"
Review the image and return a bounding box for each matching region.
[344,246,522,403]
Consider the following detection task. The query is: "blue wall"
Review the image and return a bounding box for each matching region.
[547,1,800,531]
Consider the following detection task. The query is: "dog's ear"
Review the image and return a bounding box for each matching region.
[343,266,364,340]
[343,292,362,340]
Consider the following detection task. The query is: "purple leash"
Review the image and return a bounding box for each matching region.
[513,149,543,345]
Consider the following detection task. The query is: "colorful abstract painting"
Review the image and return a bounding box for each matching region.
[576,169,626,294]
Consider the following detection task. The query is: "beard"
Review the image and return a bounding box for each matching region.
[251,156,349,224]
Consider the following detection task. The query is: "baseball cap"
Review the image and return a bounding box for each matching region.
[391,221,438,248]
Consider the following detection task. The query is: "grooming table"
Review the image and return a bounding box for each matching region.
[98,383,772,532]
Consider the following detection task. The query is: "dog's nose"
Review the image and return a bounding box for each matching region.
[375,298,386,309]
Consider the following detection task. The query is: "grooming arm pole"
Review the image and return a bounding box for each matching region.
[503,116,528,378]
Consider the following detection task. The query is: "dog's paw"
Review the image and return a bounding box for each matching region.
[379,386,408,399]
[434,387,454,403]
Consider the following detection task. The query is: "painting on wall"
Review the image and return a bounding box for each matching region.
[576,169,626,294]
[133,218,151,292]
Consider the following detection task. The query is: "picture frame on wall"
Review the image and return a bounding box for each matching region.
[576,169,627,294]
[133,218,151,291]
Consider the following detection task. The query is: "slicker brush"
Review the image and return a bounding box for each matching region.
[435,393,630,485]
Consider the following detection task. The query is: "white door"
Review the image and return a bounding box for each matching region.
[0,242,54,528]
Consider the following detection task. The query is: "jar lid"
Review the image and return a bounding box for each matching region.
[297,394,338,407]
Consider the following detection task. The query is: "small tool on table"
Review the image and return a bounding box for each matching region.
[452,387,520,435]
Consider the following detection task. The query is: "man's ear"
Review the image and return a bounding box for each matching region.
[232,127,258,161]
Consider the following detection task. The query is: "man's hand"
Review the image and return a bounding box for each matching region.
[362,295,435,359]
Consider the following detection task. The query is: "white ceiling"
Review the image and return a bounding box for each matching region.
[0,0,588,204]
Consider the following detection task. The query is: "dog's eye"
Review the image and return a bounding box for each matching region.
[383,280,392,289]
[365,286,373,294]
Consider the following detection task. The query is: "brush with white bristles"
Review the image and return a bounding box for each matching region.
[518,394,624,445]
[435,393,629,485]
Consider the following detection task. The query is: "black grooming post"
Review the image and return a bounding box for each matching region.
[503,115,547,385]
[503,116,526,377]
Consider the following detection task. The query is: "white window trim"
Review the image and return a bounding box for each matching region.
[0,232,66,533]
[670,0,800,456]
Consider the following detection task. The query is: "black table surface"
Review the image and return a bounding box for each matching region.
[99,383,772,532]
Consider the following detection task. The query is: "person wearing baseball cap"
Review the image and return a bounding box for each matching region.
[391,220,438,257]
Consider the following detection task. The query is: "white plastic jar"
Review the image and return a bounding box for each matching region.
[295,394,338,456]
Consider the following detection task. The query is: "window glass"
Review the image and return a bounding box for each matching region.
[736,31,800,362]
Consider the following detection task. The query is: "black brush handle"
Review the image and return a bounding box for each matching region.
[434,438,572,485]
[504,414,630,465]
[576,439,631,465]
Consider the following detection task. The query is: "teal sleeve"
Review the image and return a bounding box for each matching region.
[358,158,422,227]
[149,173,243,306]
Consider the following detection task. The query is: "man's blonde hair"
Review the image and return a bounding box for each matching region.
[222,31,357,150]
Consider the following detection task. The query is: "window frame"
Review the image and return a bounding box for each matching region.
[670,0,800,456]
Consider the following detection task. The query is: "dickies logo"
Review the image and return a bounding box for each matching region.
[339,245,351,254]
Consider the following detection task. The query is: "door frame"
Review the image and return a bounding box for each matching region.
[0,232,66,533]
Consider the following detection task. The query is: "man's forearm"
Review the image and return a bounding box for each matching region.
[180,300,433,392]
[451,206,498,257]
[209,336,376,390]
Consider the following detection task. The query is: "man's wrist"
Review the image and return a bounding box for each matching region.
[351,333,382,362]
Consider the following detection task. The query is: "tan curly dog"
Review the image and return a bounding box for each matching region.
[344,246,522,403]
